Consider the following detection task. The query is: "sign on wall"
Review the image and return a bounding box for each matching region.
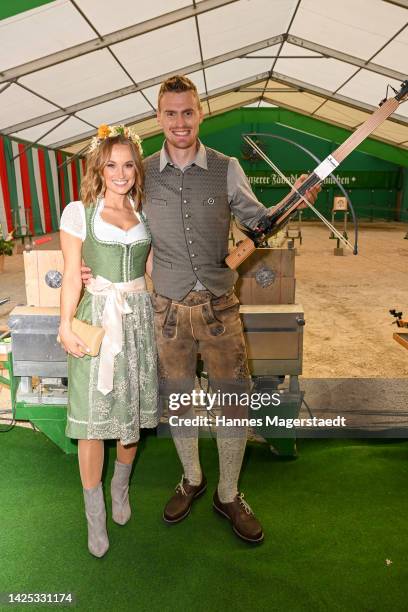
[246,171,400,189]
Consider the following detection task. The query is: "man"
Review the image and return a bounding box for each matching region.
[142,76,320,543]
[83,75,320,543]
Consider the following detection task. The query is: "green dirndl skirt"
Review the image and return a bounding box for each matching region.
[66,290,159,445]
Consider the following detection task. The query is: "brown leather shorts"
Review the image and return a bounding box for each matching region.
[151,289,251,416]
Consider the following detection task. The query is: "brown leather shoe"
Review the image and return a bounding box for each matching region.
[163,475,207,524]
[213,490,264,543]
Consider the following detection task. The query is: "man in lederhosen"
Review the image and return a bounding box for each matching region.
[143,75,320,543]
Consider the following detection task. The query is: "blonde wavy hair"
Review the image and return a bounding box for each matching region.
[80,134,144,207]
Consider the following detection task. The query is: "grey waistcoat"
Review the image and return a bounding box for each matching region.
[143,147,237,300]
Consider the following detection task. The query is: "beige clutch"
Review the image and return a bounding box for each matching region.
[71,318,105,357]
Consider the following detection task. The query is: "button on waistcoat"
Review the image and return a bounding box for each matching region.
[143,147,237,300]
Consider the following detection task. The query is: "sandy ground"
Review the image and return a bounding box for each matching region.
[1,221,408,386]
[294,222,408,378]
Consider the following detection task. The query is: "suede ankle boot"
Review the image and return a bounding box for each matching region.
[83,483,109,558]
[111,460,132,525]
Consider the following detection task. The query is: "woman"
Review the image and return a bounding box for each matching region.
[59,125,158,558]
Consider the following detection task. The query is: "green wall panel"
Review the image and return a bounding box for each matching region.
[0,1,54,20]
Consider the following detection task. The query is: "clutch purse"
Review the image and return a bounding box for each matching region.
[71,318,105,357]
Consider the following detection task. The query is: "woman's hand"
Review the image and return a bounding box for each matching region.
[58,323,90,358]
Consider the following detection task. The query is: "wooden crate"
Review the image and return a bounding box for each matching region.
[235,248,295,305]
[24,250,64,307]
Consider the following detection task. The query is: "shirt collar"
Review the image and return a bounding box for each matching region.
[159,140,208,172]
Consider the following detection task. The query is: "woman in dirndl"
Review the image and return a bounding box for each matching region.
[58,125,158,558]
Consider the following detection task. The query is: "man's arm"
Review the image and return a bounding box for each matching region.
[227,158,321,229]
[227,158,267,230]
[145,247,153,278]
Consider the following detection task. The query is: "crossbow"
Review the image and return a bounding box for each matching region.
[226,79,408,270]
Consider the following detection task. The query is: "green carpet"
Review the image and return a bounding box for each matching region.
[1,428,408,611]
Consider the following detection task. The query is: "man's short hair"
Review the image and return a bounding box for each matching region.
[158,75,201,110]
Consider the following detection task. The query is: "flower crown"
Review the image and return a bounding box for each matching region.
[89,124,143,156]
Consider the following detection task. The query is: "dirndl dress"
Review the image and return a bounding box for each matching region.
[60,199,159,445]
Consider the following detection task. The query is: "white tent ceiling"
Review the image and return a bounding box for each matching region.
[0,0,407,155]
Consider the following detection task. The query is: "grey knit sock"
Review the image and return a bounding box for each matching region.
[170,405,202,486]
[216,425,248,503]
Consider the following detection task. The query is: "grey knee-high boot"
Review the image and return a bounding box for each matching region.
[83,483,109,558]
[111,460,132,525]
